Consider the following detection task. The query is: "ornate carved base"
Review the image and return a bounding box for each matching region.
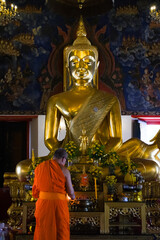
[70,216,100,234]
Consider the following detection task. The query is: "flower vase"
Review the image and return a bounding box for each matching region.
[93,159,99,166]
[108,185,115,195]
[67,159,72,167]
[107,185,115,201]
[109,165,115,175]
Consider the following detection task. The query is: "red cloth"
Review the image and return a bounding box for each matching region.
[32,160,70,240]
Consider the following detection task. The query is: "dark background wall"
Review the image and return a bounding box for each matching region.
[0,121,28,187]
[0,0,160,115]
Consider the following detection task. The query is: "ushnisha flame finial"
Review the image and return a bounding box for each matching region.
[76,15,87,37]
[73,16,91,46]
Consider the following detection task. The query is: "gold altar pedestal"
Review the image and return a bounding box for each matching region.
[104,201,146,234]
[21,183,160,236]
[3,172,28,229]
[22,201,147,235]
[22,201,36,234]
[70,211,105,234]
[21,202,105,234]
[21,183,106,234]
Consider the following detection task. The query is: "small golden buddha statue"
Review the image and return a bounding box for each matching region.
[79,128,88,156]
[16,16,160,182]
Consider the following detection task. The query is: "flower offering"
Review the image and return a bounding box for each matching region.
[64,141,79,160]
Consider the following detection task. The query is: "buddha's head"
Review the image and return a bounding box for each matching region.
[82,128,87,136]
[63,16,99,90]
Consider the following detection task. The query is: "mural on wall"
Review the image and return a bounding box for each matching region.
[0,0,160,114]
[106,1,160,114]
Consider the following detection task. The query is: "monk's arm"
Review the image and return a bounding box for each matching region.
[64,169,75,200]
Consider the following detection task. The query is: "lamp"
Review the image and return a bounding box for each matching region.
[150,4,160,26]
[0,0,18,26]
[77,0,85,9]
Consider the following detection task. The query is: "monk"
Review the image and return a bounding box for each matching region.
[32,148,75,240]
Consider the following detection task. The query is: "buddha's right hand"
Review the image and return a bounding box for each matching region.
[45,138,62,152]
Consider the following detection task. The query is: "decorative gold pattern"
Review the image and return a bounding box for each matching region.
[18,5,42,14]
[121,36,140,50]
[109,207,141,219]
[13,33,34,46]
[70,216,100,227]
[0,39,19,56]
[143,42,160,57]
[116,5,138,16]
[4,173,26,229]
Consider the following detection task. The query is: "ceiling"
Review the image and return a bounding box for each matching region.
[46,0,160,17]
[53,0,111,8]
[46,0,113,16]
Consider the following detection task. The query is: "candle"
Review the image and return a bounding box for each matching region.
[150,5,156,12]
[127,151,131,171]
[94,177,97,200]
[32,148,35,166]
[2,0,5,9]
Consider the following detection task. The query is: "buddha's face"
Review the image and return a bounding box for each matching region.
[69,50,96,86]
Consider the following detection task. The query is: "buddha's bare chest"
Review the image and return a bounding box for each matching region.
[59,94,89,118]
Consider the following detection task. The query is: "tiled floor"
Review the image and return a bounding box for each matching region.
[70,236,155,240]
[10,234,157,240]
[0,223,157,240]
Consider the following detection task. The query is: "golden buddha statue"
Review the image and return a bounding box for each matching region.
[44,16,160,180]
[45,16,122,154]
[16,16,160,182]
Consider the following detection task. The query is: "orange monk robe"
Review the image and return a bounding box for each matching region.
[32,160,70,240]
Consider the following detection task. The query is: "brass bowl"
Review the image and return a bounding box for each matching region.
[76,199,93,211]
[78,199,93,207]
